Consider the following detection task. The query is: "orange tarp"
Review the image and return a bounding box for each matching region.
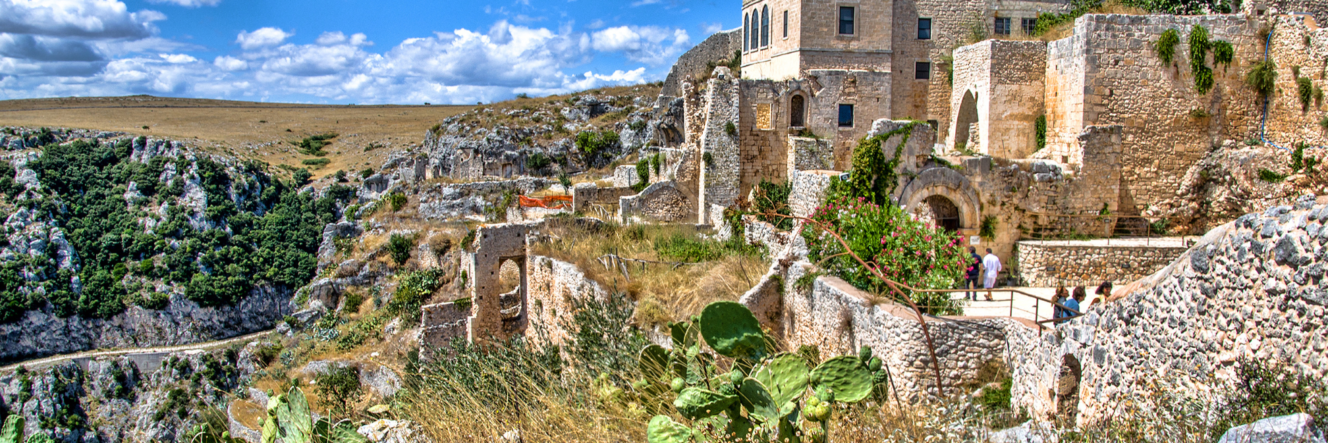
[518,195,572,209]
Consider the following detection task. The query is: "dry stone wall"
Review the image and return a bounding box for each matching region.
[787,136,835,177]
[1014,240,1189,287]
[524,255,612,349]
[661,30,741,98]
[1008,199,1328,426]
[620,182,694,223]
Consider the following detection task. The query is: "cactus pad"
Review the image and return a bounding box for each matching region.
[1,416,23,443]
[674,387,738,420]
[670,320,699,349]
[737,379,779,420]
[648,416,693,443]
[809,356,873,403]
[699,301,767,360]
[752,353,810,413]
[640,344,670,382]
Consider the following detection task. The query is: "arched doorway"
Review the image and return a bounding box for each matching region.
[955,90,979,150]
[1056,355,1082,425]
[790,95,806,127]
[924,195,961,233]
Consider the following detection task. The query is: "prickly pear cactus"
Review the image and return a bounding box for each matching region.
[737,379,779,420]
[752,353,810,413]
[647,415,693,443]
[698,301,768,360]
[674,387,738,420]
[809,356,873,403]
[24,434,51,443]
[1,415,23,443]
[640,344,671,382]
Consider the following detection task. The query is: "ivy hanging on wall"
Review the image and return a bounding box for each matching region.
[1158,24,1232,95]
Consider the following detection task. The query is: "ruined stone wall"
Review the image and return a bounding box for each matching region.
[789,169,837,218]
[950,40,992,153]
[524,255,612,349]
[467,223,533,342]
[1262,15,1328,148]
[1043,32,1088,163]
[700,70,743,216]
[1069,14,1264,213]
[571,183,637,213]
[1014,240,1189,287]
[787,136,835,178]
[419,301,470,361]
[1009,202,1328,426]
[662,30,742,98]
[620,182,695,223]
[1246,0,1328,25]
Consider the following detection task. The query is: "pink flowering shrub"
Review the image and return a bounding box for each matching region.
[802,194,967,314]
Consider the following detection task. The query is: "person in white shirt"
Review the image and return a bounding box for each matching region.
[982,248,1002,301]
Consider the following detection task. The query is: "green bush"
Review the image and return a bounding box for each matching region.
[1299,77,1315,111]
[1258,168,1286,183]
[975,377,1013,411]
[388,268,447,323]
[1188,25,1209,73]
[294,133,337,156]
[575,130,621,166]
[1034,115,1047,152]
[980,215,999,242]
[342,291,365,312]
[1156,28,1180,65]
[526,152,551,172]
[300,158,331,168]
[702,152,713,168]
[386,192,408,212]
[1246,60,1278,99]
[315,366,362,419]
[293,168,312,186]
[634,158,650,192]
[751,179,793,230]
[360,168,375,179]
[387,234,415,266]
[724,121,737,136]
[1149,218,1171,235]
[1293,142,1319,174]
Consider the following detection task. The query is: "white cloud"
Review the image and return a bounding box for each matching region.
[0,0,164,39]
[147,0,221,6]
[700,22,724,35]
[213,55,246,71]
[236,27,292,50]
[591,25,689,65]
[0,34,102,61]
[159,53,196,64]
[315,31,370,46]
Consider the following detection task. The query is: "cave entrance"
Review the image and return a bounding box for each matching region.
[924,195,961,234]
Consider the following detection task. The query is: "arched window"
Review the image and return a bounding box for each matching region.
[790,95,805,127]
[761,6,770,47]
[743,13,750,51]
[751,12,759,50]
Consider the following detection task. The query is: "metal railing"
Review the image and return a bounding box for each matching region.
[909,288,1081,330]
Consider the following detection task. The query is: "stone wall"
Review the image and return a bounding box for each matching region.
[620,182,694,223]
[737,80,794,191]
[1008,201,1328,426]
[742,0,895,81]
[612,164,642,188]
[1262,15,1328,148]
[467,223,533,342]
[524,255,612,349]
[787,136,835,178]
[1247,0,1328,25]
[418,301,470,361]
[662,30,742,98]
[571,183,637,213]
[700,69,743,216]
[789,169,837,218]
[1014,239,1189,287]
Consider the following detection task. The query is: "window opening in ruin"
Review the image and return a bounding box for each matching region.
[1056,355,1083,426]
[956,90,979,148]
[926,120,939,131]
[744,14,750,51]
[783,10,789,38]
[497,258,522,301]
[915,61,931,80]
[838,104,854,127]
[924,195,961,233]
[918,18,932,40]
[790,95,806,127]
[762,6,770,47]
[994,17,1011,35]
[839,7,855,35]
[1021,17,1037,35]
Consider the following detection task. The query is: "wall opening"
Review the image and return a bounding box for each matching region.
[1056,354,1082,425]
[790,95,806,127]
[956,90,979,149]
[924,195,961,233]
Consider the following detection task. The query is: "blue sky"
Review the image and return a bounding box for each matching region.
[0,0,733,104]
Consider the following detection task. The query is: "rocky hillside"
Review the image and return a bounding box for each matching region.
[0,129,356,360]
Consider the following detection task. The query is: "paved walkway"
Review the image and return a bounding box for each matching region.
[944,287,1103,323]
[0,329,275,373]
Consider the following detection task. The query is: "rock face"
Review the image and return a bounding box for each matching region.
[0,286,292,361]
[1217,413,1325,443]
[0,350,247,443]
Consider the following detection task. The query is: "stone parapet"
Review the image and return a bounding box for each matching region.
[1014,239,1189,288]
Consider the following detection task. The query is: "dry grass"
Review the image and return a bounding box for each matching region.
[0,95,470,180]
[529,219,765,327]
[1030,1,1150,42]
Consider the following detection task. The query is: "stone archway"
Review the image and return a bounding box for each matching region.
[955,90,979,150]
[898,168,981,233]
[1056,354,1083,425]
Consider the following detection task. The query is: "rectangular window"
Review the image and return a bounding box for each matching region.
[994,17,1011,35]
[783,11,788,38]
[1022,17,1037,35]
[918,18,932,40]
[839,7,855,35]
[915,61,931,80]
[838,104,854,127]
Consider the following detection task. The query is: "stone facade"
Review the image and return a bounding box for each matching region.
[1008,201,1328,426]
[700,69,743,218]
[949,40,1048,159]
[1014,239,1189,287]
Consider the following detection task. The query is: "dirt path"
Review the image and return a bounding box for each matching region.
[0,329,276,373]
